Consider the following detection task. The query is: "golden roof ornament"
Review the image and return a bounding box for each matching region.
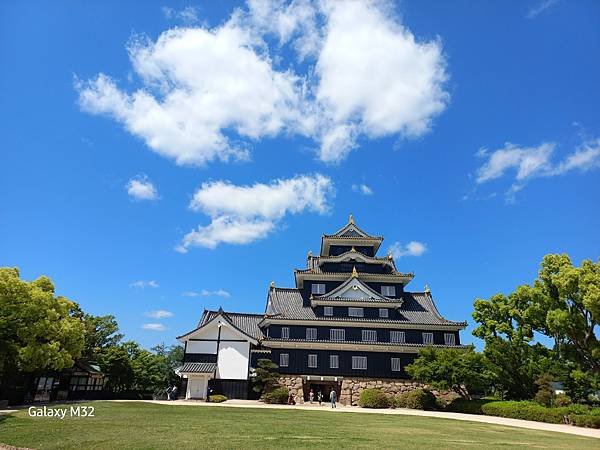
[387,250,393,260]
[424,283,431,294]
[351,246,356,252]
[307,250,312,257]
[270,281,275,289]
[352,266,358,278]
[349,213,354,224]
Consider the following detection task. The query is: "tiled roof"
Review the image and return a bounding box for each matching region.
[263,338,469,349]
[266,287,466,326]
[296,268,413,278]
[199,310,264,341]
[307,253,396,271]
[179,362,217,373]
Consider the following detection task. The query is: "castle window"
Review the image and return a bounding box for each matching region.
[281,327,289,339]
[311,283,326,295]
[444,333,456,346]
[362,330,377,342]
[352,356,367,370]
[279,353,289,367]
[324,306,333,316]
[391,358,402,372]
[306,328,317,340]
[330,355,339,369]
[330,329,345,341]
[379,308,389,318]
[390,331,405,343]
[381,285,396,297]
[308,354,318,368]
[348,307,364,317]
[423,332,434,345]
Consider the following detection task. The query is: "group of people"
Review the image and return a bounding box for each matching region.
[301,388,337,408]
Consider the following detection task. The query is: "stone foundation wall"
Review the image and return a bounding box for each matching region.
[340,378,433,406]
[278,376,305,404]
[278,375,448,406]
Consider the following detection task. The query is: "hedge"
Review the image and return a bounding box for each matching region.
[358,389,389,408]
[263,387,289,404]
[480,401,600,428]
[208,394,227,403]
[394,389,436,410]
[444,398,494,415]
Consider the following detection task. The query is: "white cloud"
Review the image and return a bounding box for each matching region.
[474,138,600,199]
[142,323,166,331]
[130,280,159,288]
[313,0,448,162]
[145,310,173,319]
[527,0,559,19]
[162,6,200,24]
[126,175,159,200]
[182,289,231,298]
[475,143,555,184]
[178,173,334,251]
[77,0,449,165]
[352,183,373,196]
[389,241,427,259]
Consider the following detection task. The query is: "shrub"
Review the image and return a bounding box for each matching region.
[478,400,600,428]
[444,398,494,415]
[568,414,600,428]
[554,393,572,407]
[481,401,565,423]
[263,387,289,404]
[208,394,227,403]
[395,389,436,410]
[358,389,389,408]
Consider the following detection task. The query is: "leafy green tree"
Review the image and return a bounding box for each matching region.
[78,312,123,360]
[513,254,599,373]
[405,347,494,397]
[472,292,551,399]
[152,343,183,388]
[534,373,556,406]
[252,359,280,395]
[473,254,599,400]
[100,344,134,392]
[0,268,84,384]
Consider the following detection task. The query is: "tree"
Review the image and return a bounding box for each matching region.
[78,312,123,360]
[405,347,493,398]
[534,373,556,406]
[100,344,134,392]
[514,255,599,373]
[0,268,84,385]
[472,292,552,399]
[252,359,280,395]
[472,254,599,401]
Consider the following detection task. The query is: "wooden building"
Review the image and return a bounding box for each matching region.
[177,216,467,402]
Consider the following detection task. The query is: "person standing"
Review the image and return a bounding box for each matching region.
[330,389,337,408]
[309,389,314,404]
[317,391,323,405]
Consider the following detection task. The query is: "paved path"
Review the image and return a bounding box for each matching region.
[112,399,600,439]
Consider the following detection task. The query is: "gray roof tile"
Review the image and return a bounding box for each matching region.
[179,362,217,373]
[199,310,264,340]
[267,287,466,326]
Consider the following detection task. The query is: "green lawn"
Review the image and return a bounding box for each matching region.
[0,401,598,449]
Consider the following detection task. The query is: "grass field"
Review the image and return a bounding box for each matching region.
[0,401,598,449]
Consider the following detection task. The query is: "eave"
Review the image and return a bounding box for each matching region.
[295,270,414,289]
[320,236,383,256]
[262,339,470,354]
[259,317,467,331]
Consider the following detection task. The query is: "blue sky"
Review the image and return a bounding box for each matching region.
[1,0,599,349]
